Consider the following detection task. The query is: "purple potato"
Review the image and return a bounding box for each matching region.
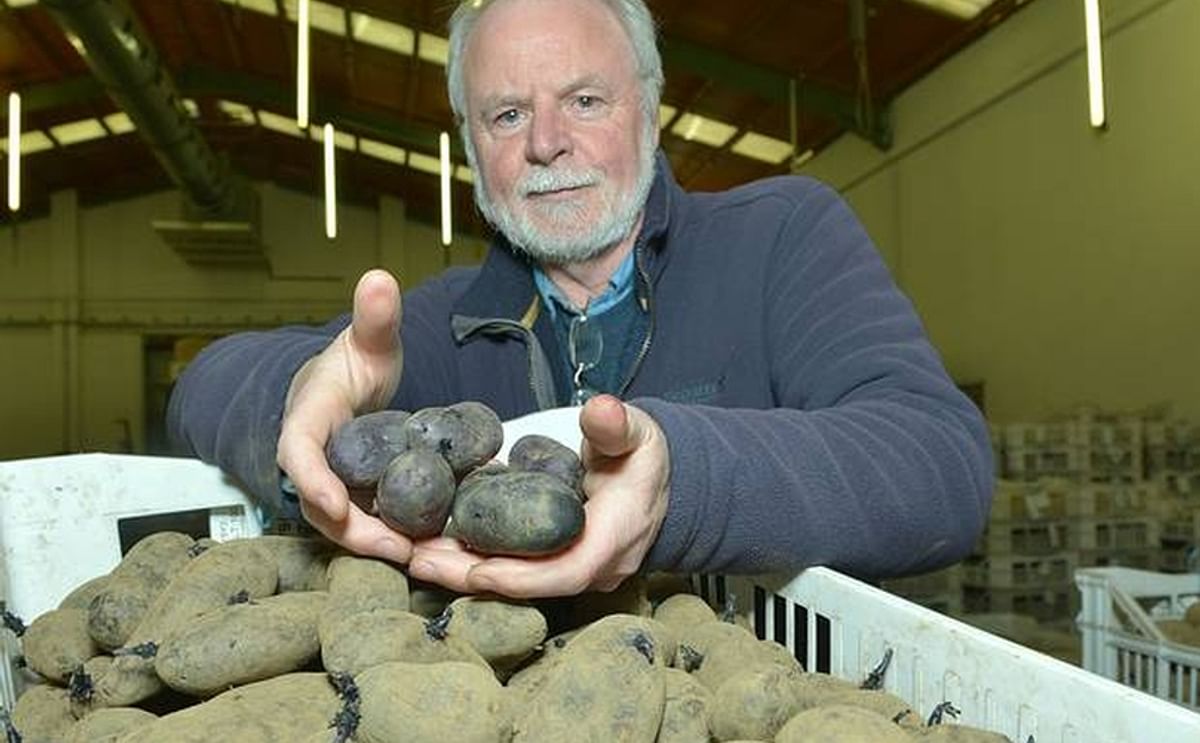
[451,471,585,557]
[507,434,584,498]
[404,402,503,477]
[376,449,457,539]
[327,410,411,489]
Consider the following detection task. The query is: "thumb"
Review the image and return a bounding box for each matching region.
[351,269,402,355]
[580,394,649,459]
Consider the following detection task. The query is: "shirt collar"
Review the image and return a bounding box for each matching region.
[533,249,636,321]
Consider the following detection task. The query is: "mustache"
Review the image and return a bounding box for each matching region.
[518,167,602,196]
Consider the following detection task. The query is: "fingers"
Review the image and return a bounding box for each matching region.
[580,394,652,460]
[351,269,402,356]
[301,496,412,564]
[409,529,599,598]
[278,421,349,523]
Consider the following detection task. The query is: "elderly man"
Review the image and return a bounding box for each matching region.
[168,0,993,598]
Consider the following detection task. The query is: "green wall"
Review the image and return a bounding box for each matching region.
[807,0,1200,422]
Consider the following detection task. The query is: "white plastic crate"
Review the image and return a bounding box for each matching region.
[1076,566,1200,713]
[0,453,264,711]
[699,570,1200,741]
[2,415,1199,740]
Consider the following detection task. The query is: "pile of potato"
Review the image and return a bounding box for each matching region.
[2,530,1020,743]
[1157,601,1200,648]
[329,403,585,556]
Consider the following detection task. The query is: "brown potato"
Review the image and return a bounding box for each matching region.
[92,539,279,707]
[657,668,711,743]
[775,703,915,743]
[707,662,806,741]
[452,471,584,556]
[917,723,1014,741]
[320,609,489,677]
[652,593,718,632]
[63,706,157,743]
[115,672,342,743]
[22,608,100,684]
[1185,601,1200,627]
[512,615,666,742]
[567,575,653,629]
[87,531,196,650]
[57,574,111,612]
[354,661,507,743]
[446,596,548,674]
[10,684,77,743]
[319,555,410,640]
[679,620,801,690]
[820,688,921,728]
[326,409,412,489]
[155,592,327,696]
[792,670,858,708]
[257,535,336,592]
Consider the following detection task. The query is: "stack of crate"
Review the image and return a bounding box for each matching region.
[1146,419,1200,571]
[885,409,1200,626]
[964,478,1080,622]
[1001,411,1143,484]
[881,564,963,616]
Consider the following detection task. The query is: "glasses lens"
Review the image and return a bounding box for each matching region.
[568,314,603,371]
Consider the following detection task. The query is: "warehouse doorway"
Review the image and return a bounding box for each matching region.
[143,335,220,455]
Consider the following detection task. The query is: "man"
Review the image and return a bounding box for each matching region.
[168,0,993,599]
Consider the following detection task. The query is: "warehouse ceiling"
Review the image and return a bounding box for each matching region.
[1,0,1031,234]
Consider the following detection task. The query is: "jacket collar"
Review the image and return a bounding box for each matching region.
[451,151,677,321]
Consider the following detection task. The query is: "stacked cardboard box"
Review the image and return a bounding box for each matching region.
[888,409,1200,629]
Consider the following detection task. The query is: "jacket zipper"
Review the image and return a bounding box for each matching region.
[618,250,655,397]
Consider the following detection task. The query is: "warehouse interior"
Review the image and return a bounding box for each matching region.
[2,0,1200,728]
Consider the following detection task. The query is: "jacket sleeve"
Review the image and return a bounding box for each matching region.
[636,182,993,580]
[166,275,464,512]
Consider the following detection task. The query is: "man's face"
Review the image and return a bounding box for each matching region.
[462,0,658,265]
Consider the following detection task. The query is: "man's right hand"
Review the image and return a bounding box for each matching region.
[276,269,411,563]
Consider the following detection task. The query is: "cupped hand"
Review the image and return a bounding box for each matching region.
[276,269,411,563]
[407,395,671,598]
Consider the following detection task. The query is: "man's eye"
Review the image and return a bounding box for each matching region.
[576,95,599,110]
[494,109,522,127]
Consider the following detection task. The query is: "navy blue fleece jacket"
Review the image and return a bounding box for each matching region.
[168,154,993,580]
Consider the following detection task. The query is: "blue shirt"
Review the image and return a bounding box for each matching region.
[533,251,647,404]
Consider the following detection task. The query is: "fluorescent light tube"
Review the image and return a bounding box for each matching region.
[1084,0,1106,128]
[7,92,19,212]
[296,0,310,129]
[440,132,452,247]
[324,123,336,239]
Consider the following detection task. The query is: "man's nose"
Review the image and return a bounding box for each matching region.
[525,107,571,165]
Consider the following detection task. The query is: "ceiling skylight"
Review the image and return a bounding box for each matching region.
[50,119,107,145]
[671,113,738,148]
[731,131,793,165]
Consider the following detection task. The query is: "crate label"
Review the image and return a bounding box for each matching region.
[209,507,249,541]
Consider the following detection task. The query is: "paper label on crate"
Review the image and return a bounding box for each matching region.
[209,506,251,541]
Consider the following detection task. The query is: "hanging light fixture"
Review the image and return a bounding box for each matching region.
[324,123,337,239]
[1084,0,1106,129]
[439,131,452,247]
[7,92,19,213]
[296,0,310,129]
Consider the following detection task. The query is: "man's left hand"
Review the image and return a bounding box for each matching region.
[407,395,670,598]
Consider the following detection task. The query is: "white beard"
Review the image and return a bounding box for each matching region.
[468,119,657,266]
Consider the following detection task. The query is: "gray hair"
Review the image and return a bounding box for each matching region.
[446,0,664,134]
